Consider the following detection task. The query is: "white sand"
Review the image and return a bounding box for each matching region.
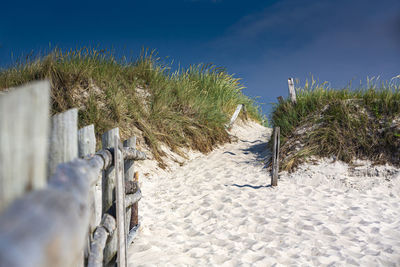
[128,122,400,266]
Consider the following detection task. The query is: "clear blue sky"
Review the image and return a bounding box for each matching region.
[1,0,400,115]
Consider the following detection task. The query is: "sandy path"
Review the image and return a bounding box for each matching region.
[128,122,400,266]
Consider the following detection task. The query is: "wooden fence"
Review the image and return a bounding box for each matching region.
[226,104,248,129]
[0,80,146,267]
[270,77,296,186]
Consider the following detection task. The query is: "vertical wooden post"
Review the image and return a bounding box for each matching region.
[47,107,81,265]
[131,172,139,228]
[102,128,119,215]
[0,81,50,212]
[271,127,280,187]
[288,78,296,104]
[124,137,136,232]
[78,124,101,228]
[242,105,248,120]
[78,124,99,262]
[101,128,119,265]
[78,124,96,157]
[115,138,127,267]
[47,108,78,178]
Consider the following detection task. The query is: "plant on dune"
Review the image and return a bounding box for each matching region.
[270,75,400,171]
[0,47,264,168]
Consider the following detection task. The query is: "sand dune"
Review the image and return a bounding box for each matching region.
[128,122,400,266]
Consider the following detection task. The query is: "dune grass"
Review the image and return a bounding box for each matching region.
[0,48,263,167]
[270,76,400,171]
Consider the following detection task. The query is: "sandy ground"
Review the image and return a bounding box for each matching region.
[128,121,400,266]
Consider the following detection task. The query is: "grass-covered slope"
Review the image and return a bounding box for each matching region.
[0,48,263,167]
[270,77,400,171]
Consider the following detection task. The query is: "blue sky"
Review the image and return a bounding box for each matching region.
[1,0,400,115]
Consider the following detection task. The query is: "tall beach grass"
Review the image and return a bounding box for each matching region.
[0,48,264,167]
[270,76,400,171]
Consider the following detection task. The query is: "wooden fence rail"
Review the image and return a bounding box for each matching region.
[0,80,146,267]
[226,104,248,129]
[270,78,297,186]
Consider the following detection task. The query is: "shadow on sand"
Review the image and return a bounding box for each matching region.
[236,140,272,168]
[227,184,272,189]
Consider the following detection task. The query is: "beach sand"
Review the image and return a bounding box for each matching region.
[128,121,400,266]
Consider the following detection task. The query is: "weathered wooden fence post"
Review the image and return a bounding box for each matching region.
[78,124,99,262]
[115,137,127,267]
[271,127,280,186]
[102,128,127,266]
[0,81,50,212]
[47,107,82,266]
[227,104,243,129]
[242,104,248,120]
[102,128,119,216]
[288,78,296,104]
[78,125,101,230]
[131,172,139,229]
[78,124,96,157]
[47,108,78,178]
[126,171,141,246]
[123,137,136,233]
